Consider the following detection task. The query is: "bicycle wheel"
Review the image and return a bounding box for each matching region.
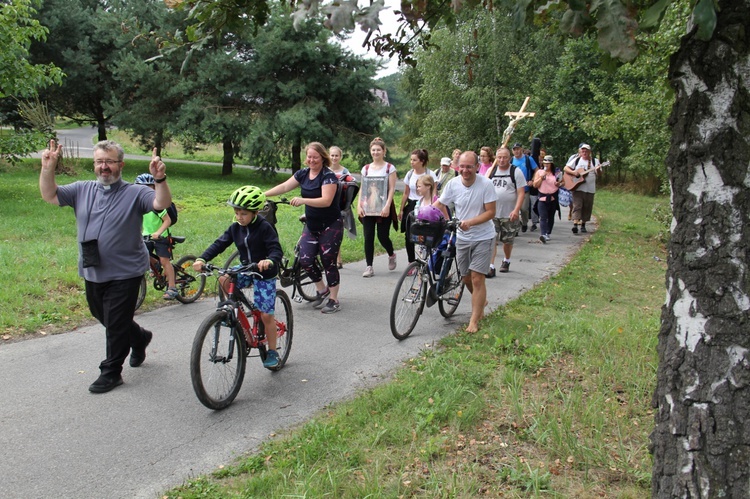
[294,258,321,302]
[438,258,465,318]
[258,289,294,371]
[135,275,147,311]
[389,261,427,340]
[223,250,240,269]
[190,310,247,410]
[174,255,206,304]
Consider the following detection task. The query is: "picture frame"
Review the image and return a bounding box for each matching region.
[361,176,387,216]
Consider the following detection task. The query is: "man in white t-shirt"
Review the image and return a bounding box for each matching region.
[435,151,496,333]
[564,143,601,234]
[486,146,526,275]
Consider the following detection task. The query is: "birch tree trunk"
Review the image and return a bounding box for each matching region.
[651,0,750,496]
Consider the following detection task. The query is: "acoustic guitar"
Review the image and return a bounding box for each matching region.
[563,161,610,191]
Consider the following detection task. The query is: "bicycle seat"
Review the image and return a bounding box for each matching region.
[172,236,186,244]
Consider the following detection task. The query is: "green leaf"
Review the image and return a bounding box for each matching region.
[692,0,717,41]
[640,0,673,30]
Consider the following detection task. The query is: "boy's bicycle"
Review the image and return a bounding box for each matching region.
[223,199,324,303]
[191,263,293,410]
[389,218,465,340]
[135,235,206,310]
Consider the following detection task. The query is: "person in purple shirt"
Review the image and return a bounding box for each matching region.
[39,139,172,393]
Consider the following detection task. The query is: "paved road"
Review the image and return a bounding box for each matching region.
[9,128,587,497]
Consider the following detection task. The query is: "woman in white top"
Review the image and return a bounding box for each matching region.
[399,148,437,263]
[357,137,398,278]
[328,146,349,179]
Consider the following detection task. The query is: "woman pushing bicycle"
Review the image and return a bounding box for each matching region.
[264,142,343,314]
[192,186,284,368]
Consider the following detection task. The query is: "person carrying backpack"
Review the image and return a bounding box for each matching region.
[486,146,526,275]
[399,148,437,263]
[510,142,539,232]
[136,173,178,300]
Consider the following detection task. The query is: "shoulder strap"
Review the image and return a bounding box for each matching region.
[525,155,532,171]
[405,170,413,184]
[510,165,517,188]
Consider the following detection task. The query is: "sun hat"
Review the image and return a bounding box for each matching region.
[579,143,592,150]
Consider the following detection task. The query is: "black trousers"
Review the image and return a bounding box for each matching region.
[361,216,394,266]
[85,276,150,378]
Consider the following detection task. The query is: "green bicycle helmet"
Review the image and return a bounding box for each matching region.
[227,185,266,211]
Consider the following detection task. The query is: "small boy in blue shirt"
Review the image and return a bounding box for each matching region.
[193,186,284,368]
[136,173,177,299]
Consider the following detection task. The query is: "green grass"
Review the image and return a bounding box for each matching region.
[0,159,404,336]
[161,189,667,497]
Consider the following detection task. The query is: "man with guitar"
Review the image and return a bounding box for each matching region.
[564,143,604,234]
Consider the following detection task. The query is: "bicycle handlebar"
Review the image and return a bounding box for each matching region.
[199,262,265,279]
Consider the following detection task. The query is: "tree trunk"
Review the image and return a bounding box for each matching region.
[650,0,750,497]
[222,138,234,176]
[96,118,107,142]
[291,137,301,173]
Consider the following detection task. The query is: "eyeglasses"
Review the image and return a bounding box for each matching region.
[93,159,121,166]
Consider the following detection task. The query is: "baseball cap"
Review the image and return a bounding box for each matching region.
[579,143,592,150]
[440,157,451,166]
[512,142,523,149]
[542,155,554,163]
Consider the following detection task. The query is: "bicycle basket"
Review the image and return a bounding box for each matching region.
[410,219,446,248]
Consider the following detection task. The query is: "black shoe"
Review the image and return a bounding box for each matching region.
[499,261,510,273]
[89,374,123,393]
[572,225,579,234]
[521,225,528,233]
[531,224,537,232]
[486,267,496,278]
[130,330,153,367]
[581,225,588,233]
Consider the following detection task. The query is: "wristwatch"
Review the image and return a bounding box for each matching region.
[154,175,167,183]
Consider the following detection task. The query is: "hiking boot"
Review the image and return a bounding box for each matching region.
[531,223,537,232]
[321,299,341,314]
[362,266,374,278]
[581,224,588,233]
[388,254,397,271]
[130,330,153,367]
[312,288,330,309]
[89,374,123,394]
[486,266,496,278]
[263,349,280,369]
[572,224,579,234]
[499,261,510,273]
[521,224,528,233]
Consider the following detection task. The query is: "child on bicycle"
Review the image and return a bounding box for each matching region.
[193,186,285,368]
[136,173,177,300]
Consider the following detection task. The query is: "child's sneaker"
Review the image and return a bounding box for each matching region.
[388,254,397,271]
[362,266,374,278]
[263,349,280,369]
[312,288,330,309]
[321,299,340,314]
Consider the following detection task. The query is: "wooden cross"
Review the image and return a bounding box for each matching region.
[501,97,536,147]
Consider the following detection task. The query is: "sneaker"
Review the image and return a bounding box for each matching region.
[521,224,528,233]
[130,330,153,367]
[499,261,510,273]
[539,234,547,244]
[362,266,374,278]
[163,287,178,300]
[388,254,397,271]
[88,374,124,394]
[572,225,579,234]
[263,349,280,369]
[581,225,588,233]
[531,224,537,232]
[321,299,340,314]
[486,266,496,278]
[312,288,330,309]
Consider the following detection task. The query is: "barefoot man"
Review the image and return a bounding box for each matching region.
[434,151,496,332]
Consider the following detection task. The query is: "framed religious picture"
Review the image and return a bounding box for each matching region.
[361,176,387,216]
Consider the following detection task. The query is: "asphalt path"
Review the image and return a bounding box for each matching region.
[7,128,589,498]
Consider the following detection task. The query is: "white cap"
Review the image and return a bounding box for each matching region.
[440,157,451,166]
